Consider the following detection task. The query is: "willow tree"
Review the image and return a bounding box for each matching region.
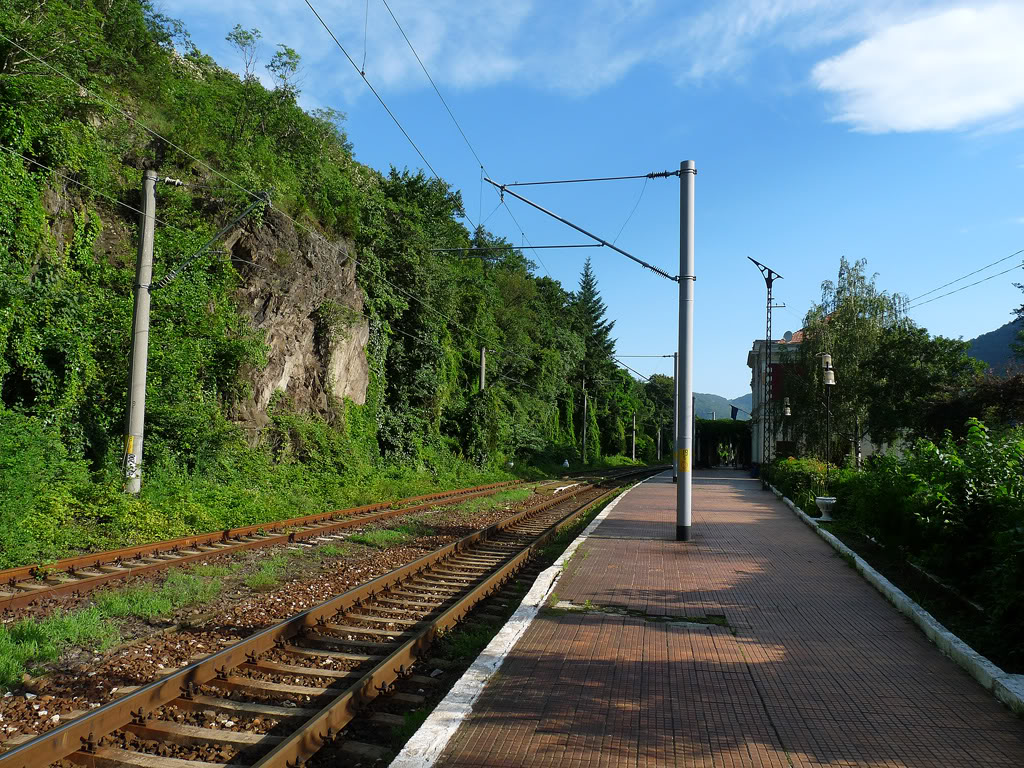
[786,258,909,467]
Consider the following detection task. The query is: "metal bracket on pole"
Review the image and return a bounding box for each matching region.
[483,178,679,283]
[152,191,271,291]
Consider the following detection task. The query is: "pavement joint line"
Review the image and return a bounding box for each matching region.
[388,472,660,768]
[768,483,1024,717]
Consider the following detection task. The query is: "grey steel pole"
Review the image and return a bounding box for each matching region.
[658,427,662,460]
[672,352,678,483]
[123,169,156,494]
[677,160,696,541]
[480,347,486,391]
[582,384,588,465]
[632,412,636,461]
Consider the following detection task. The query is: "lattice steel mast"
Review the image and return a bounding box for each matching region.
[748,258,783,476]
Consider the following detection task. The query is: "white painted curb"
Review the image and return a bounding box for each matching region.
[389,473,662,767]
[768,484,1024,716]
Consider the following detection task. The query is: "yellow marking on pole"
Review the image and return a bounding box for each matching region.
[676,448,690,472]
[124,435,134,454]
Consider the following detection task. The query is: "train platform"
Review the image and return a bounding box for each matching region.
[399,469,1024,767]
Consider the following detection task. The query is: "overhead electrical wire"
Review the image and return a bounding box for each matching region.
[0,144,187,234]
[377,0,558,278]
[302,0,464,224]
[906,260,1024,310]
[506,170,681,186]
[908,248,1024,303]
[2,22,567,396]
[0,29,360,266]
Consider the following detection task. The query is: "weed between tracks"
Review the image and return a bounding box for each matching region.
[348,521,436,549]
[0,608,119,688]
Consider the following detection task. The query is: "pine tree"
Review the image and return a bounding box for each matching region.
[573,257,616,385]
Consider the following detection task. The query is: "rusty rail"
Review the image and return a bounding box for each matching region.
[0,480,520,611]
[0,467,656,767]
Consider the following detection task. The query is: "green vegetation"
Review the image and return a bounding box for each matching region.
[0,1,662,569]
[317,543,351,558]
[94,568,223,619]
[348,521,434,549]
[454,488,531,515]
[243,553,290,590]
[766,418,1024,668]
[390,709,430,749]
[0,607,119,689]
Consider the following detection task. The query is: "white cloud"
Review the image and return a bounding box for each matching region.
[812,4,1024,132]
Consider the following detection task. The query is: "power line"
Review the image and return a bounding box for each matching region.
[432,244,598,253]
[487,177,678,283]
[908,248,1024,302]
[506,170,682,187]
[0,29,353,261]
[0,144,187,234]
[613,177,647,245]
[906,260,1024,310]
[379,0,485,171]
[377,0,555,279]
[302,0,474,227]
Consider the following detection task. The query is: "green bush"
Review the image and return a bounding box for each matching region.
[773,419,1024,667]
[764,457,846,512]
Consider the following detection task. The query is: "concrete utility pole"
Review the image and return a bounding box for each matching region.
[632,412,636,461]
[123,170,156,494]
[676,160,696,542]
[657,427,662,460]
[672,351,679,483]
[479,347,486,390]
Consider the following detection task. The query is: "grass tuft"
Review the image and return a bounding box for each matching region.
[349,522,434,549]
[0,607,119,689]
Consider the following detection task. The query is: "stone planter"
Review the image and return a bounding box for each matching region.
[814,496,837,522]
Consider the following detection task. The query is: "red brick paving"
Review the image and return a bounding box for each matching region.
[436,470,1024,767]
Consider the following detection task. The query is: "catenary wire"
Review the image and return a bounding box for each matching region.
[302,0,472,226]
[908,248,1024,302]
[612,177,647,245]
[906,260,1024,310]
[0,29,356,258]
[0,144,185,234]
[506,170,681,187]
[378,0,557,278]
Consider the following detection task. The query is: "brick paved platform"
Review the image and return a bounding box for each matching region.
[435,470,1024,767]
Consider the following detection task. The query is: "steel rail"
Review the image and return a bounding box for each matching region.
[0,481,521,612]
[0,469,655,767]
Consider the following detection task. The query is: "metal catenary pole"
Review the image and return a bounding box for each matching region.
[677,160,696,541]
[123,170,156,494]
[582,380,588,465]
[672,351,679,484]
[632,412,636,461]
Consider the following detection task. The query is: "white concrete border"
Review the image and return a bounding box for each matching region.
[389,473,663,767]
[768,484,1024,716]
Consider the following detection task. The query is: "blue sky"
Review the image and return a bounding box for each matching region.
[164,0,1024,399]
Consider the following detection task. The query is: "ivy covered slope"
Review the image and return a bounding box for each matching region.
[0,1,666,569]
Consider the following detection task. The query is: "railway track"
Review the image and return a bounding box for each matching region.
[0,466,656,768]
[0,481,525,613]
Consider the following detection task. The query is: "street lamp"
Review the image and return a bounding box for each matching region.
[816,354,837,522]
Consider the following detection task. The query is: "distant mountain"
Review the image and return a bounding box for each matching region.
[729,393,752,418]
[967,320,1022,375]
[693,392,751,421]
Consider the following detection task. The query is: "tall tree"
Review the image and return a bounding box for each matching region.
[786,257,908,467]
[572,257,615,386]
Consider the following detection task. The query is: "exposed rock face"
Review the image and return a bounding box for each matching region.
[227,208,369,429]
